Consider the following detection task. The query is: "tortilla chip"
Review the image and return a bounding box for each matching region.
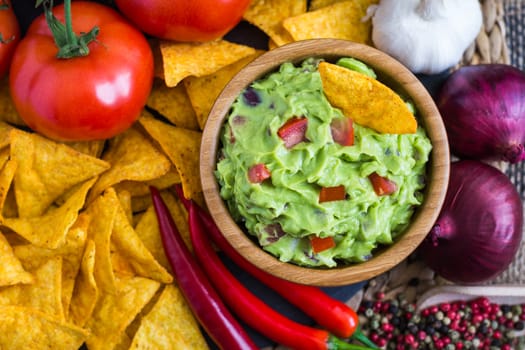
[85,276,160,350]
[64,139,106,158]
[2,187,17,218]
[268,38,279,50]
[243,0,307,46]
[139,114,202,200]
[184,51,264,129]
[147,79,200,130]
[111,242,137,278]
[159,39,257,87]
[0,257,65,320]
[9,129,110,217]
[129,284,208,350]
[87,126,172,203]
[135,191,191,271]
[111,196,173,284]
[69,239,98,327]
[0,78,26,127]
[114,170,181,197]
[0,146,9,169]
[319,62,417,134]
[0,231,33,286]
[0,159,17,218]
[283,1,372,44]
[0,121,13,149]
[117,189,134,224]
[115,333,133,350]
[130,193,154,215]
[2,178,95,249]
[13,213,90,318]
[0,306,88,350]
[309,0,378,10]
[85,188,120,294]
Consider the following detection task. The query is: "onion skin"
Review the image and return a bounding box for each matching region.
[419,160,523,284]
[437,64,525,163]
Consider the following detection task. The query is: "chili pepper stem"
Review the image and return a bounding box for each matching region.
[326,335,376,350]
[40,0,99,58]
[352,328,378,349]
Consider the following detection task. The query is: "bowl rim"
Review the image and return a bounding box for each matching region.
[200,39,450,286]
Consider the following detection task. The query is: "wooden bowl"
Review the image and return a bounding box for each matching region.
[200,39,450,286]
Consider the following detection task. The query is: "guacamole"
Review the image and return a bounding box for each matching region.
[215,58,432,268]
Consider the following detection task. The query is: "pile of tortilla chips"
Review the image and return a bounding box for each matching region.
[0,118,210,349]
[0,0,381,349]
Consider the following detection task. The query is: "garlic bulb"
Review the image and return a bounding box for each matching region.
[368,0,482,74]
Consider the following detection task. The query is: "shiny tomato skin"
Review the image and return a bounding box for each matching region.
[9,1,153,141]
[115,0,251,42]
[0,0,20,78]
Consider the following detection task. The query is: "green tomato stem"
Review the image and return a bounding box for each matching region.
[63,0,75,48]
[41,0,99,59]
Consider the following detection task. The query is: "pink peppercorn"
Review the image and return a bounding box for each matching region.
[404,333,415,344]
[441,336,450,345]
[472,314,484,324]
[381,323,394,333]
[439,302,451,312]
[376,338,387,347]
[370,332,379,343]
[505,319,514,328]
[381,303,390,313]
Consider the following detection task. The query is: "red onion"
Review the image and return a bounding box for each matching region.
[419,160,523,284]
[437,64,525,163]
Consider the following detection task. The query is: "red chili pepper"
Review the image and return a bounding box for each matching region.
[149,187,257,350]
[186,200,376,350]
[173,184,376,348]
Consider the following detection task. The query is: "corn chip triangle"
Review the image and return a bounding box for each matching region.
[318,62,417,134]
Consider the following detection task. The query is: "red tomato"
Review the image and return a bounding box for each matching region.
[368,172,397,196]
[248,163,271,183]
[115,0,251,42]
[278,116,308,149]
[318,185,346,203]
[309,236,336,254]
[9,1,153,141]
[330,117,354,146]
[0,0,20,78]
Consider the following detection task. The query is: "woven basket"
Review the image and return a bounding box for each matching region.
[460,0,510,66]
